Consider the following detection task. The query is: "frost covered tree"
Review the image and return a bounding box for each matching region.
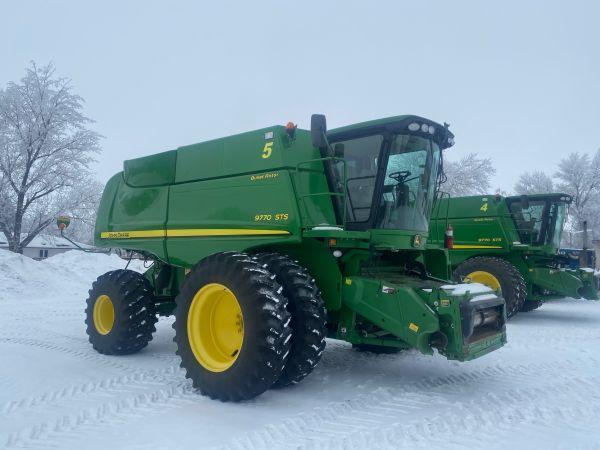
[514,170,554,195]
[555,151,600,224]
[0,62,101,253]
[441,153,496,197]
[555,150,600,245]
[34,176,104,245]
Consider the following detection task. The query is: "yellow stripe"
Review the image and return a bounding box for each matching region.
[453,244,503,249]
[100,229,290,239]
[166,229,290,237]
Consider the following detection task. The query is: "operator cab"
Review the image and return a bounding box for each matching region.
[506,194,571,248]
[311,115,454,233]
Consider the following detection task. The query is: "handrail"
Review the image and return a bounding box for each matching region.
[432,191,451,242]
[294,157,348,229]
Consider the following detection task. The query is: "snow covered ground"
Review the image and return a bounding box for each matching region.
[1,251,600,450]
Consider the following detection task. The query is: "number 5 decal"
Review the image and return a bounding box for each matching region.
[262,142,273,159]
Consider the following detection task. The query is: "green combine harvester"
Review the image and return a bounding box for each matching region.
[86,114,506,401]
[430,193,599,318]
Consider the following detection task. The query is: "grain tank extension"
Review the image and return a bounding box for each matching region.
[86,114,506,401]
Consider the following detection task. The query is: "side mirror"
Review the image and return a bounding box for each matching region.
[333,143,344,158]
[311,114,327,148]
[521,195,530,210]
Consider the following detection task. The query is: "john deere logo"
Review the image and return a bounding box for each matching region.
[412,234,422,247]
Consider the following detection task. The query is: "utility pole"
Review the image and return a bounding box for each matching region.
[581,220,588,268]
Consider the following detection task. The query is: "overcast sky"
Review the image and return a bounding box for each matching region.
[1,0,599,192]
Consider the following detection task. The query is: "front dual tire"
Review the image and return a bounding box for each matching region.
[173,251,327,401]
[173,252,294,401]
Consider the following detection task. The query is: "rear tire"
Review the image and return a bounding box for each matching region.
[256,253,327,387]
[85,270,158,355]
[453,257,526,319]
[173,252,292,401]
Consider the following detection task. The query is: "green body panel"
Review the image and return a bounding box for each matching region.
[430,194,599,303]
[96,173,169,259]
[165,171,302,267]
[124,150,177,187]
[94,115,506,362]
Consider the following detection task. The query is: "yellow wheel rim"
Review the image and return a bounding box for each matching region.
[93,294,115,335]
[187,283,244,373]
[465,271,501,291]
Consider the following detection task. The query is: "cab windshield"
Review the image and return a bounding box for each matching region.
[507,198,568,247]
[334,133,440,232]
[377,135,440,231]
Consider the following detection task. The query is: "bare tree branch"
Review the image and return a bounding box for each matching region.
[441,153,497,197]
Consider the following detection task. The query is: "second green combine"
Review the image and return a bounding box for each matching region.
[430,193,599,318]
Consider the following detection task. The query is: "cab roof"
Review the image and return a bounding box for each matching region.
[507,193,573,203]
[327,114,455,150]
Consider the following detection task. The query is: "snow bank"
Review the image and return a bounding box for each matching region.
[0,249,144,301]
[0,249,43,297]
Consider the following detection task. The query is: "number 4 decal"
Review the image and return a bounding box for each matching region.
[262,142,273,159]
[480,202,488,212]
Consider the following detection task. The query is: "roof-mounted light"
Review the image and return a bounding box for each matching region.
[428,125,435,135]
[408,122,420,131]
[421,123,429,133]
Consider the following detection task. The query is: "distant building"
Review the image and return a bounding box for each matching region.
[0,234,90,260]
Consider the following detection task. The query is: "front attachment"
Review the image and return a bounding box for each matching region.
[339,277,506,362]
[576,268,600,300]
[437,284,506,361]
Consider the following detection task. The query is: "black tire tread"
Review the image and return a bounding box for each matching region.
[173,252,292,401]
[453,257,527,319]
[256,253,327,387]
[85,269,158,355]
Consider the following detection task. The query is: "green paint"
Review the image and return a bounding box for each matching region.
[94,114,506,362]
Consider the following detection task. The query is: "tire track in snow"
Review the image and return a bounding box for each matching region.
[0,365,182,417]
[0,337,138,373]
[1,309,83,322]
[3,381,198,449]
[0,327,87,346]
[0,357,570,449]
[217,358,600,449]
[325,387,600,450]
